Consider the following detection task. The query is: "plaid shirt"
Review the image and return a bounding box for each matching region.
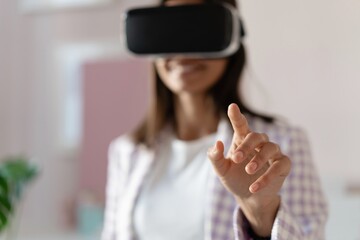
[102,116,328,240]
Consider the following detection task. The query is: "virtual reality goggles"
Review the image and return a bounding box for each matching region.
[124,3,245,58]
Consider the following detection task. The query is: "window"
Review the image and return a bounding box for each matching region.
[55,42,122,149]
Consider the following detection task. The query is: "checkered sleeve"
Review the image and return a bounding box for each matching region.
[101,141,120,240]
[233,127,328,240]
[271,127,328,239]
[101,138,129,240]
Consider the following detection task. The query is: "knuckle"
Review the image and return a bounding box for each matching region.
[261,133,269,142]
[276,144,282,153]
[255,152,266,164]
[265,142,280,154]
[207,152,216,161]
[277,155,291,176]
[207,150,215,158]
[239,142,251,154]
[270,160,281,172]
[271,142,281,153]
[284,155,292,170]
[248,132,262,141]
[259,175,269,186]
[247,132,257,138]
[231,142,238,151]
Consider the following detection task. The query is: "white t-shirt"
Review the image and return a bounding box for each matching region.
[133,131,216,240]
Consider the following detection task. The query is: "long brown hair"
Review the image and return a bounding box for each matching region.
[132,0,274,147]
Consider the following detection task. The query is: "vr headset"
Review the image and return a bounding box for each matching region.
[124,3,245,59]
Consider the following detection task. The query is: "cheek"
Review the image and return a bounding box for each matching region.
[203,60,228,84]
[154,60,169,82]
[154,59,182,92]
[154,60,166,75]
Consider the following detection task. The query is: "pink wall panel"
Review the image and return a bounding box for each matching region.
[80,58,151,202]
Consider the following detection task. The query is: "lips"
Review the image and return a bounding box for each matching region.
[168,63,204,76]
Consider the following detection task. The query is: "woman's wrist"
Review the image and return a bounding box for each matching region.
[236,195,280,237]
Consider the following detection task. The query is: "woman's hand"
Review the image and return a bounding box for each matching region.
[207,103,291,237]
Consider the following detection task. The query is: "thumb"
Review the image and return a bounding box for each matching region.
[207,140,230,177]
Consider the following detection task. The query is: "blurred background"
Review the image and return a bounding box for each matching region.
[0,0,359,239]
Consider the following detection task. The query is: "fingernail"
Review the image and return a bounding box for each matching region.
[246,162,257,173]
[233,151,244,163]
[212,146,218,154]
[208,147,215,156]
[250,182,260,192]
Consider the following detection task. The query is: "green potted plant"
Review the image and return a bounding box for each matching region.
[0,156,38,239]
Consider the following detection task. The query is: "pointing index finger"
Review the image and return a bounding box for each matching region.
[228,103,251,139]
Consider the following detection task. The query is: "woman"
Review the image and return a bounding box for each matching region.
[102,0,328,239]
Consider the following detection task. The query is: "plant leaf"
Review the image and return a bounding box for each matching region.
[0,156,39,233]
[0,175,8,194]
[0,210,8,230]
[0,194,12,213]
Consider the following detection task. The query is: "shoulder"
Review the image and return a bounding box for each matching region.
[109,124,173,155]
[109,134,136,156]
[108,132,160,169]
[107,134,141,171]
[247,115,310,153]
[248,115,306,138]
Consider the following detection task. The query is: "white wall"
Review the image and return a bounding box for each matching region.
[0,0,131,235]
[0,0,359,238]
[241,1,360,237]
[241,0,360,181]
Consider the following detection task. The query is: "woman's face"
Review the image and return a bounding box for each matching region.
[155,0,228,95]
